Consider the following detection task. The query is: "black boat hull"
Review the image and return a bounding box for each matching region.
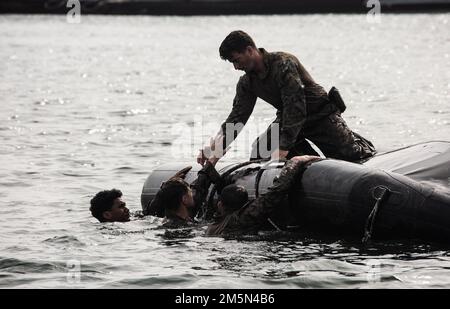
[141,141,450,242]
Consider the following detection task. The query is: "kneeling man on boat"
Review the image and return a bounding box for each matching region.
[198,30,375,165]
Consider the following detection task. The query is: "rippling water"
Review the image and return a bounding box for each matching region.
[0,13,449,288]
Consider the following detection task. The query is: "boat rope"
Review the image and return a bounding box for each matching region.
[362,185,391,244]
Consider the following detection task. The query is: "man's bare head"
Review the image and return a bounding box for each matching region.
[219,30,260,73]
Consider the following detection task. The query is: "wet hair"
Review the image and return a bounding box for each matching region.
[90,189,122,222]
[219,30,256,61]
[159,178,190,216]
[219,184,249,213]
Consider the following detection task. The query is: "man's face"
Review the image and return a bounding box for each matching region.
[217,201,225,216]
[183,188,195,209]
[229,47,256,73]
[103,197,130,222]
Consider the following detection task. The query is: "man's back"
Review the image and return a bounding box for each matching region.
[240,48,337,120]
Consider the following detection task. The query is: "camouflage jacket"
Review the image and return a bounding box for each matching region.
[205,159,308,236]
[221,48,338,151]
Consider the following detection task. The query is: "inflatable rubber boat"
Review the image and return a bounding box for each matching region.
[141,141,450,243]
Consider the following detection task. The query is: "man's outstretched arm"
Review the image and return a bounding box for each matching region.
[198,76,257,166]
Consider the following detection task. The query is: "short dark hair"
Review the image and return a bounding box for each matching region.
[219,30,256,61]
[219,184,249,213]
[159,178,190,216]
[90,189,122,222]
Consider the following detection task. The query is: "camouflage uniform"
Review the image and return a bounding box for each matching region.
[220,48,376,162]
[206,159,308,236]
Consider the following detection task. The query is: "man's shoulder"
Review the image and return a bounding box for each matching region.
[267,51,301,79]
[236,73,252,89]
[269,51,300,66]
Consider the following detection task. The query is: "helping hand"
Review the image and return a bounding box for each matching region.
[290,155,321,165]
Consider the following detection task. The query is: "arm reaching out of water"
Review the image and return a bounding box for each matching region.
[192,135,230,211]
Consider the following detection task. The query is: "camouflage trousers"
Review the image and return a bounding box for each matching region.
[250,112,376,162]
